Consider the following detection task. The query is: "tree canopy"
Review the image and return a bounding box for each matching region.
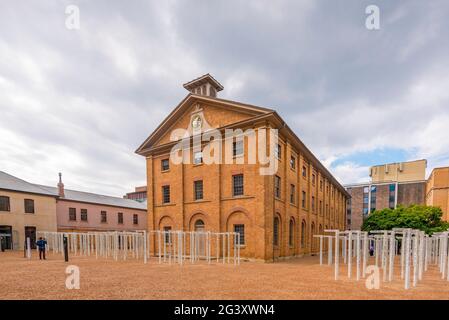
[361,205,449,235]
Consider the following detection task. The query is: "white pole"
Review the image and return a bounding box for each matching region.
[26,237,31,259]
[335,231,340,280]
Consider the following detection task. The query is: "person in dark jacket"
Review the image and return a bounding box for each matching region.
[36,237,47,260]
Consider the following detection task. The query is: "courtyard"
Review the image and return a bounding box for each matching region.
[0,251,448,300]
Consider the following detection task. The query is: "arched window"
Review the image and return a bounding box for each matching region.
[289,218,295,247]
[194,219,205,231]
[273,217,280,246]
[301,220,306,248]
[319,224,323,235]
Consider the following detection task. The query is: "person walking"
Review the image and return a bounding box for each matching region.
[36,237,47,260]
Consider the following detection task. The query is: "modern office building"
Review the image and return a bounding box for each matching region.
[136,74,349,261]
[124,186,147,202]
[345,160,427,230]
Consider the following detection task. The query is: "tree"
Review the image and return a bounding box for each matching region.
[361,205,449,235]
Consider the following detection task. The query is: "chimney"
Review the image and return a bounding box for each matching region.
[183,73,224,98]
[57,172,65,197]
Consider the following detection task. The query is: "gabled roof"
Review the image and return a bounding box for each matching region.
[36,185,147,210]
[135,93,274,155]
[135,94,350,197]
[0,171,57,197]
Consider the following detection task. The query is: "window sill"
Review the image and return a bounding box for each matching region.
[161,169,170,173]
[222,195,255,201]
[155,203,176,207]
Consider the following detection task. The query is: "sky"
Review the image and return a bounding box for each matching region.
[1,0,449,197]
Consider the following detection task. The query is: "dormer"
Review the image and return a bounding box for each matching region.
[183,73,224,98]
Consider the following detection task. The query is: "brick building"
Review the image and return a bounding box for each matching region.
[426,167,449,221]
[136,74,348,261]
[0,171,58,250]
[0,171,147,250]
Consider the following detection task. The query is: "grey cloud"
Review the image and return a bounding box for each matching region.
[1,0,448,194]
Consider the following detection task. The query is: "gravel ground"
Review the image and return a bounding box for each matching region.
[0,251,448,300]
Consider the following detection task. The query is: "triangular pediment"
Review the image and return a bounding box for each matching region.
[136,94,273,154]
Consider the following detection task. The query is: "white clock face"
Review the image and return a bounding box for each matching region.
[192,115,202,129]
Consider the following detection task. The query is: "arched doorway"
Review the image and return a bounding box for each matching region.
[194,219,206,257]
[311,222,316,253]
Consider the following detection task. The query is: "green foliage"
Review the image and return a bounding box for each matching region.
[361,205,449,235]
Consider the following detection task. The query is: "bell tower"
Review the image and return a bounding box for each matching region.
[183,73,224,98]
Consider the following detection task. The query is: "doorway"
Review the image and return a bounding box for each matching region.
[25,226,37,249]
[194,220,206,257]
[0,226,13,250]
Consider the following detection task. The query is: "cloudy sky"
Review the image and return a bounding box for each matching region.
[1,0,448,197]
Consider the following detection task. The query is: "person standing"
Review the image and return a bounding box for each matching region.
[36,237,47,260]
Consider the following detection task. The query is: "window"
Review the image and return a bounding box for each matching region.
[312,173,316,185]
[290,184,296,204]
[193,151,203,165]
[320,180,323,191]
[194,180,203,200]
[234,224,245,245]
[133,214,138,225]
[275,144,281,159]
[273,217,280,246]
[69,208,76,221]
[302,166,307,178]
[389,184,396,209]
[312,196,315,212]
[118,212,123,224]
[274,176,281,198]
[370,185,377,213]
[0,196,10,211]
[162,185,170,204]
[161,159,170,171]
[290,156,296,170]
[289,219,295,247]
[101,211,107,223]
[163,226,172,244]
[302,191,307,209]
[326,204,329,217]
[319,200,323,215]
[81,209,88,221]
[233,140,244,157]
[232,174,244,196]
[24,199,34,214]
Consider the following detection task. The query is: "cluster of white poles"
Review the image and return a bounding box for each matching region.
[148,230,240,265]
[38,231,148,262]
[315,228,449,289]
[36,230,240,265]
